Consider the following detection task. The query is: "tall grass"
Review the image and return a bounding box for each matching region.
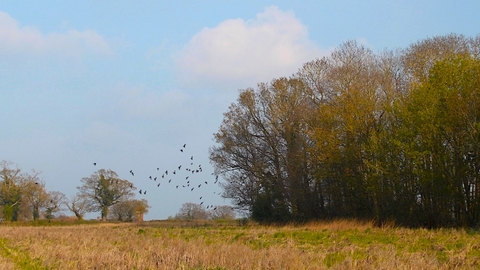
[0,219,479,269]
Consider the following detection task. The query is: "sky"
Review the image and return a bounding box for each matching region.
[1,1,479,220]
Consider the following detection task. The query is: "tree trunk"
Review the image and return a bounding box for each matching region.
[101,206,108,221]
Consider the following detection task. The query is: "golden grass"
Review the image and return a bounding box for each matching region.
[0,220,479,269]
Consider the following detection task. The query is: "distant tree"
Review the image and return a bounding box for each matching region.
[20,175,49,221]
[64,193,93,221]
[109,199,150,222]
[209,205,236,220]
[175,202,208,221]
[78,169,135,221]
[0,161,23,221]
[44,191,66,220]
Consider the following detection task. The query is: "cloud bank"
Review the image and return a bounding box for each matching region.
[176,6,326,90]
[0,11,112,57]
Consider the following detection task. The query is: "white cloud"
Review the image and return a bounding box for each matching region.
[0,11,112,57]
[176,6,327,90]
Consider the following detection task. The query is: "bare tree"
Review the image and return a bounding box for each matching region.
[44,191,66,220]
[64,193,92,221]
[175,202,208,221]
[209,205,236,220]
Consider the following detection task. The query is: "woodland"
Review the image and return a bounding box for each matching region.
[210,34,480,228]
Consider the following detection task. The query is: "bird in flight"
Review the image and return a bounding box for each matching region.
[93,163,96,166]
[183,144,186,148]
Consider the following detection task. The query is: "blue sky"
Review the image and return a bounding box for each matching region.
[1,1,478,220]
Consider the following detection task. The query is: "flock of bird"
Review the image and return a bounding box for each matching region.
[94,143,222,211]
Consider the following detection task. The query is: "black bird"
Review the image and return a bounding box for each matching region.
[157,168,159,171]
[154,177,157,181]
[200,202,204,205]
[205,181,208,184]
[149,176,152,180]
[157,183,161,187]
[178,165,182,170]
[173,170,176,175]
[162,174,164,178]
[139,189,142,194]
[144,190,147,194]
[176,185,179,189]
[169,179,172,183]
[200,196,202,200]
[186,176,189,180]
[165,170,168,175]
[191,156,193,160]
[191,187,194,191]
[180,149,183,152]
[93,163,96,166]
[35,182,39,185]
[183,144,186,148]
[198,184,201,188]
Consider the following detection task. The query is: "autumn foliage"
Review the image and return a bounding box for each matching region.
[210,34,480,227]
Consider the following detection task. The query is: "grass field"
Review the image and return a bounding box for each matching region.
[0,219,479,269]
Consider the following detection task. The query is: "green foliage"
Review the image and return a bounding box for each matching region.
[210,33,480,228]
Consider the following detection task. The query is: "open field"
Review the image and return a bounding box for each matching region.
[0,220,479,269]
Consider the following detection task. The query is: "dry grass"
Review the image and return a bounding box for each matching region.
[0,220,479,269]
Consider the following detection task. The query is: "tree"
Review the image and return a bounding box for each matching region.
[0,161,23,221]
[20,175,49,221]
[44,191,66,220]
[64,193,93,221]
[78,169,135,221]
[175,202,208,221]
[209,205,236,220]
[109,199,150,222]
[210,76,317,222]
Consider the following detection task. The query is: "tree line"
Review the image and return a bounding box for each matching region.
[0,161,149,222]
[210,34,480,228]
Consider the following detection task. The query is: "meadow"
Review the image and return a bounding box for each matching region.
[0,219,479,269]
